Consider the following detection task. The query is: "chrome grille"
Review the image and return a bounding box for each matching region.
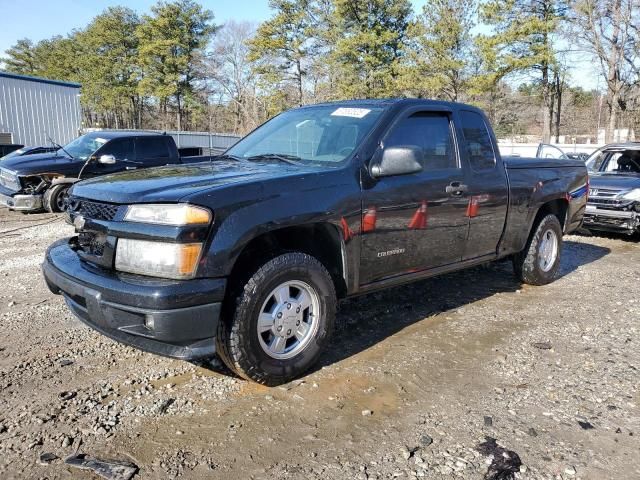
[589,187,620,198]
[588,187,633,210]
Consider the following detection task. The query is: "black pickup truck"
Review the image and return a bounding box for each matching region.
[42,99,588,385]
[0,131,211,213]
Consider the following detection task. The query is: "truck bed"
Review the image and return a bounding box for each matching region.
[503,156,586,169]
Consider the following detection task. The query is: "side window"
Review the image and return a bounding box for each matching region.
[384,112,458,170]
[136,137,170,161]
[99,138,134,161]
[460,110,496,170]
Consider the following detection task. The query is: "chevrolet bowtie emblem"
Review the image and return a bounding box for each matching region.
[73,215,86,231]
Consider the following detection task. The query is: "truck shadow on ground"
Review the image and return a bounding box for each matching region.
[313,240,609,371]
[201,240,610,379]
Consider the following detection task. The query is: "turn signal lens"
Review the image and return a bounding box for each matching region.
[124,204,212,225]
[115,239,203,279]
[177,243,203,276]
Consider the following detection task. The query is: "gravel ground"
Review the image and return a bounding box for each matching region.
[0,208,638,480]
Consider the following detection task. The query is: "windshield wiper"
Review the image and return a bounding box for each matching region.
[246,153,303,165]
[46,133,74,159]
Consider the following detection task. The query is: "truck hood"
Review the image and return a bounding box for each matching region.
[589,172,640,191]
[0,151,79,176]
[70,161,320,204]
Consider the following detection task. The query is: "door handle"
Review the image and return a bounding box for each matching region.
[445,182,468,195]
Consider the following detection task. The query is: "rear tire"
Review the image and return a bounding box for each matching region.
[43,184,70,213]
[216,252,336,386]
[513,214,563,285]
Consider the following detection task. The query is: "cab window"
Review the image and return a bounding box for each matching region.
[98,138,134,161]
[136,137,170,160]
[460,110,496,170]
[383,112,458,170]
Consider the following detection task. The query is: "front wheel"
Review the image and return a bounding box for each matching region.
[216,252,336,386]
[513,214,563,285]
[43,184,70,213]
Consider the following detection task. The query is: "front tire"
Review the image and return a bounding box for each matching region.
[43,184,70,213]
[216,253,336,386]
[513,214,563,285]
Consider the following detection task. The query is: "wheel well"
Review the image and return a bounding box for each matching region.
[535,198,568,231]
[227,224,347,299]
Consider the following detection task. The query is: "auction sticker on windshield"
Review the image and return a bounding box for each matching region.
[331,107,371,118]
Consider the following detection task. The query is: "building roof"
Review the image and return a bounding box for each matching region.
[0,71,81,88]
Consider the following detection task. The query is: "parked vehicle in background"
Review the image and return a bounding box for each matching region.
[0,144,24,157]
[565,152,590,162]
[42,99,588,385]
[584,143,640,236]
[536,143,568,159]
[0,131,216,213]
[1,145,58,160]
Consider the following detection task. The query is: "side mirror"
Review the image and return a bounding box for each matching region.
[98,154,116,165]
[370,145,423,178]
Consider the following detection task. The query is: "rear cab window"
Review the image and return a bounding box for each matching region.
[459,110,496,170]
[136,137,171,162]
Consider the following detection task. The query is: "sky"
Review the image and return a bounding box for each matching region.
[0,0,599,90]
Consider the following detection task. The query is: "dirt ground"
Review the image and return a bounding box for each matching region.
[0,207,638,480]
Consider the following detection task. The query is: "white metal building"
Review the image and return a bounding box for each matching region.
[0,71,81,147]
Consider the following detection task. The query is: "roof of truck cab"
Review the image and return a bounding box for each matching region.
[83,131,167,139]
[301,98,482,111]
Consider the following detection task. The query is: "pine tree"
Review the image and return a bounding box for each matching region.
[79,7,143,128]
[331,0,414,98]
[249,0,315,107]
[3,39,37,75]
[407,0,476,101]
[137,0,216,130]
[478,0,568,141]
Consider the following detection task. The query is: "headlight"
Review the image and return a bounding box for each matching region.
[124,204,211,225]
[0,168,21,191]
[115,238,203,279]
[621,188,640,201]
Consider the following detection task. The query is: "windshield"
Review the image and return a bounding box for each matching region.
[585,150,605,171]
[587,149,640,174]
[62,134,109,160]
[226,105,385,166]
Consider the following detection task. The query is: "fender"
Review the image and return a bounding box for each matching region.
[50,177,80,187]
[195,180,361,290]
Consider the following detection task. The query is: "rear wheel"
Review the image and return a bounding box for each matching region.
[513,214,563,285]
[216,252,336,386]
[43,184,70,213]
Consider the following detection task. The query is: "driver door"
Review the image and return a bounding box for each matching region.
[359,109,470,285]
[85,138,135,177]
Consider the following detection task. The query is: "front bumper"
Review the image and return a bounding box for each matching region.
[0,191,43,211]
[42,238,226,360]
[583,204,639,234]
